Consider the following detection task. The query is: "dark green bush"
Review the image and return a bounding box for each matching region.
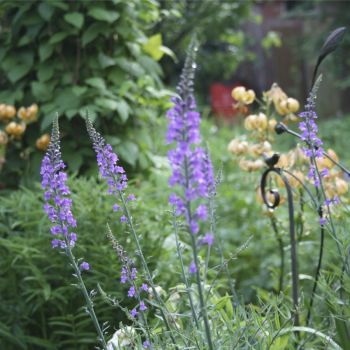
[0,0,171,186]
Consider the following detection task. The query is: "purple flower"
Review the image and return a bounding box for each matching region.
[166,51,215,250]
[143,340,151,348]
[120,215,127,223]
[298,78,325,187]
[203,233,214,247]
[130,308,138,318]
[128,286,136,298]
[40,118,77,249]
[139,300,147,311]
[320,217,327,226]
[80,262,90,271]
[189,261,197,274]
[141,283,148,292]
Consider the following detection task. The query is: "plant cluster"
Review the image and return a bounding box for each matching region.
[0,0,172,187]
[31,39,350,350]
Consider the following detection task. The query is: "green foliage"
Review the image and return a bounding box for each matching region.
[2,116,350,348]
[158,0,254,97]
[0,0,172,186]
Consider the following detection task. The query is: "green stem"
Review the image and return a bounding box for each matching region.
[118,192,182,349]
[66,245,107,349]
[171,209,200,329]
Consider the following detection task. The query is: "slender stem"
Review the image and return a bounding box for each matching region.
[171,209,200,329]
[277,123,350,176]
[118,192,183,349]
[189,231,214,350]
[306,218,324,325]
[66,246,107,349]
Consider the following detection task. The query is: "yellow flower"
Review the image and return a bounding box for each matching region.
[286,98,300,113]
[232,86,255,105]
[36,133,51,151]
[335,177,348,196]
[228,139,249,155]
[18,104,39,123]
[5,122,26,138]
[232,86,246,101]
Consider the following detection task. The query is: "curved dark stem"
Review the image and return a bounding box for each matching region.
[296,188,305,242]
[270,216,284,294]
[260,167,299,326]
[306,208,325,326]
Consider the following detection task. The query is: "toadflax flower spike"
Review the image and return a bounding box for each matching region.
[40,116,77,249]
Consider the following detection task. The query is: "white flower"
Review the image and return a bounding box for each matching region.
[107,326,136,349]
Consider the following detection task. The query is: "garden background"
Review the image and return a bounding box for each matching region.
[1,1,350,349]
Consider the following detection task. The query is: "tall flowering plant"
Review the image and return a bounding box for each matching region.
[166,42,215,349]
[40,117,107,349]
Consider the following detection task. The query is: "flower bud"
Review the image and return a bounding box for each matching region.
[275,99,289,115]
[286,98,300,113]
[268,119,277,132]
[231,86,246,101]
[242,89,255,104]
[244,114,257,131]
[36,133,51,151]
[255,112,268,131]
[335,177,348,196]
[5,105,16,119]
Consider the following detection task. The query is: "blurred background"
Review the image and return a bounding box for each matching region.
[0,0,349,189]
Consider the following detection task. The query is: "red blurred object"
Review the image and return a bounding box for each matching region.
[210,83,243,122]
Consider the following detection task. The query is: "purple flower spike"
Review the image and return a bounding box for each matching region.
[40,117,77,249]
[166,46,214,246]
[298,77,327,188]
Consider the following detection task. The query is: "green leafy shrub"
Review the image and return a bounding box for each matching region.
[0,0,171,186]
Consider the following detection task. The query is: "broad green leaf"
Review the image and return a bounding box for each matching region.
[37,64,54,82]
[64,12,84,29]
[115,99,130,123]
[18,35,31,47]
[31,81,52,101]
[38,2,55,21]
[85,77,106,90]
[7,64,31,83]
[88,7,120,23]
[117,141,139,166]
[41,113,56,131]
[49,32,69,45]
[95,97,118,110]
[82,23,104,46]
[142,34,164,61]
[98,52,116,68]
[65,151,83,172]
[72,86,87,96]
[39,43,54,61]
